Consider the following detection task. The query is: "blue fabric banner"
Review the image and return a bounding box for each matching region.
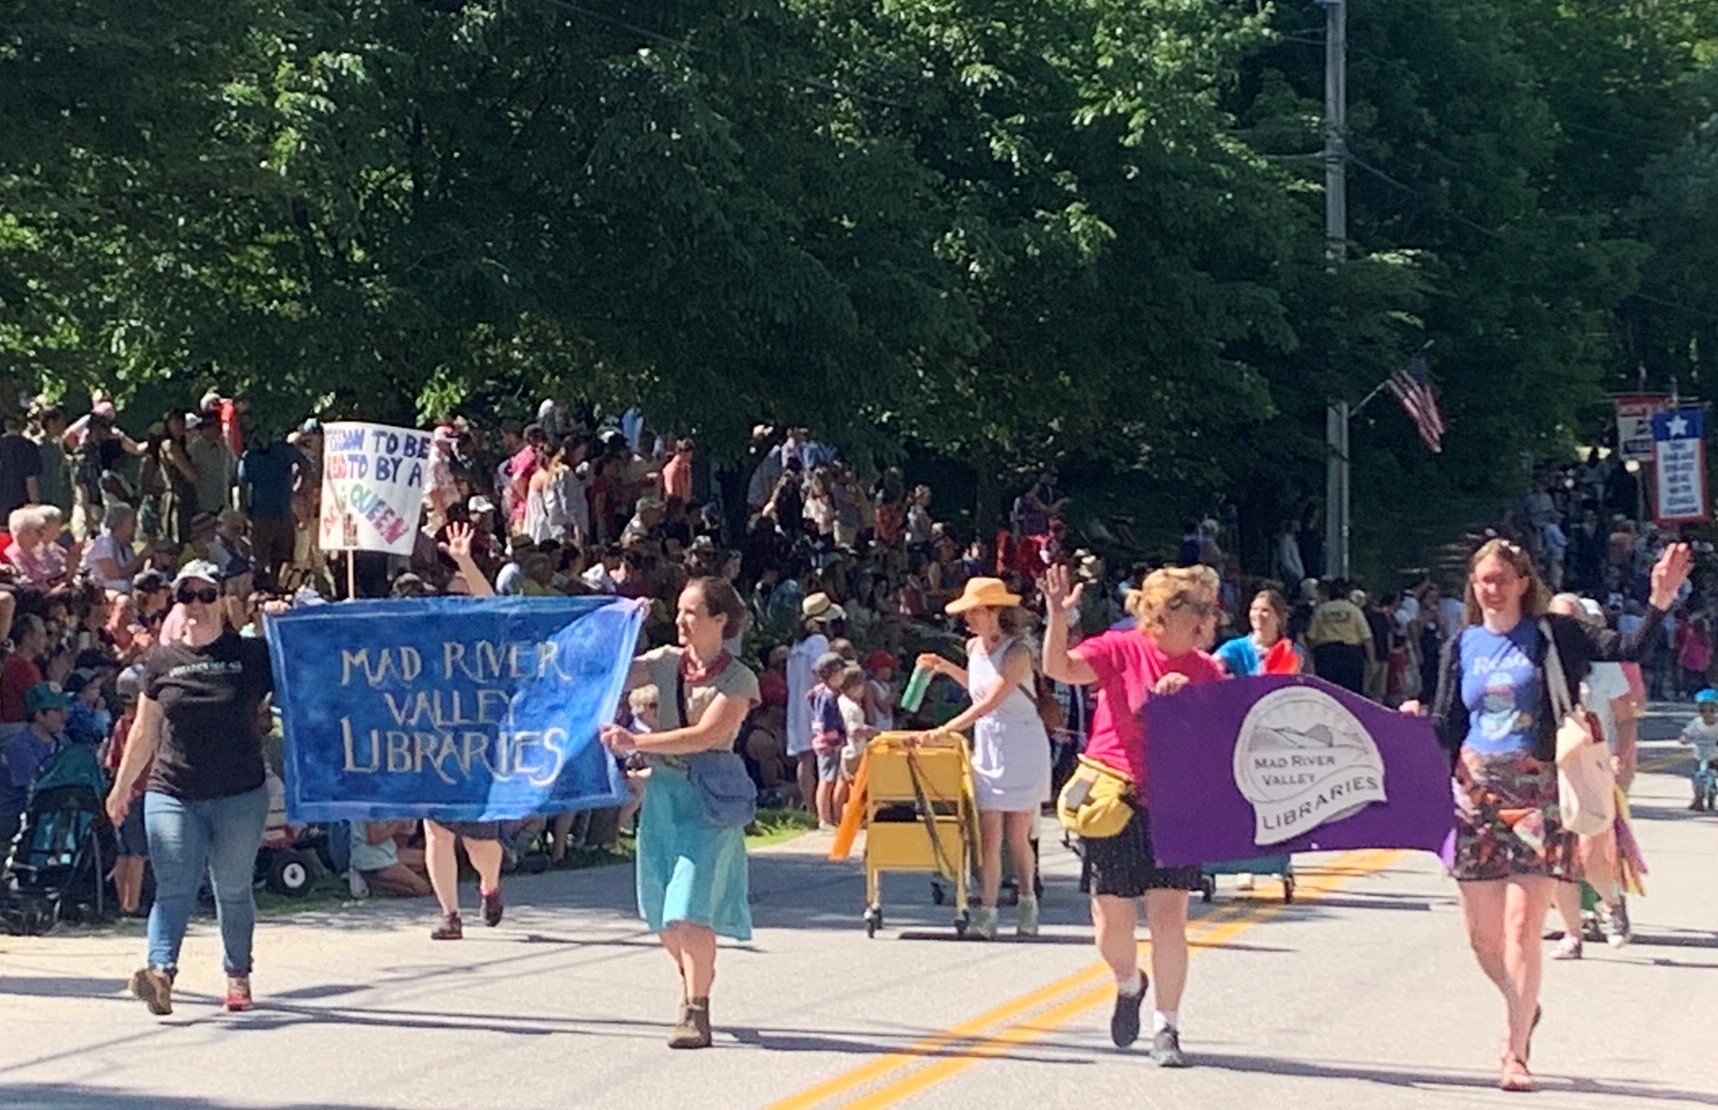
[266,596,645,823]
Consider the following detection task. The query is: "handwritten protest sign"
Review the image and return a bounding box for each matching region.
[319,421,432,556]
[267,597,645,822]
[1143,675,1451,866]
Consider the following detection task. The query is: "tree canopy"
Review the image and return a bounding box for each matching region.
[4,0,1716,561]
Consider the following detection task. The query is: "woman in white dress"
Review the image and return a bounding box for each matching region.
[917,578,1052,940]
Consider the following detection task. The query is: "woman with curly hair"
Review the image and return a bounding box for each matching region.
[1041,562,1223,1067]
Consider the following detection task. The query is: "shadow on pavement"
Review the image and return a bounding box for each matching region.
[1195,1054,1718,1105]
[0,1085,374,1110]
[1628,803,1718,824]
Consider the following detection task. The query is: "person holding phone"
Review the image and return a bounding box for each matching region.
[105,560,276,1018]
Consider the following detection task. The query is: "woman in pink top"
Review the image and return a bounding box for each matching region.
[1042,563,1223,1068]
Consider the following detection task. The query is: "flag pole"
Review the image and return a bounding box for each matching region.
[1328,343,1435,579]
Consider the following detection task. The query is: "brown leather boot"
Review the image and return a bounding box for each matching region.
[667,997,712,1049]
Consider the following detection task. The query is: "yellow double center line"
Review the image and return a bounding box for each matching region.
[765,847,1405,1110]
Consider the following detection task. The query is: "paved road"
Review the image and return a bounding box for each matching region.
[4,706,1715,1109]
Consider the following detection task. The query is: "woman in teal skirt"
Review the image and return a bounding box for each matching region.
[603,576,759,1049]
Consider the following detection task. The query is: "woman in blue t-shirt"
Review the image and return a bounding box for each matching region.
[1406,537,1690,1092]
[1213,588,1303,677]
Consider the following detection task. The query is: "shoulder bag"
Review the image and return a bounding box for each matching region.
[1539,619,1617,837]
[675,663,758,829]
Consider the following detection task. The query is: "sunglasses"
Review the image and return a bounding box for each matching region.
[177,585,220,605]
[1170,600,1217,618]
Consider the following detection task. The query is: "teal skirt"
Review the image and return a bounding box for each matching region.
[636,763,753,942]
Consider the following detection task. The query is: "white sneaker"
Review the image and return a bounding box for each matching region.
[346,868,370,899]
[1016,897,1040,938]
[968,907,997,940]
[1603,899,1633,948]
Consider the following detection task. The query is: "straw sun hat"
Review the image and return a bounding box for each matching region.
[944,577,1022,615]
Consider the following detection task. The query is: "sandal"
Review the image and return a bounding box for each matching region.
[1500,1053,1533,1093]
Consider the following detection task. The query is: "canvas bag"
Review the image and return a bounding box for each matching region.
[675,664,758,829]
[1539,620,1617,837]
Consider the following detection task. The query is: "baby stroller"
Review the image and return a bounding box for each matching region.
[1,743,116,936]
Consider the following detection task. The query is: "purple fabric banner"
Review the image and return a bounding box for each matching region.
[1143,675,1452,866]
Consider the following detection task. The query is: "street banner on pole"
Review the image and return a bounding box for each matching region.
[267,597,644,822]
[1143,676,1451,866]
[1614,395,1670,462]
[1651,406,1708,526]
[319,421,431,556]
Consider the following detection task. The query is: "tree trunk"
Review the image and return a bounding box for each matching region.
[973,450,1002,536]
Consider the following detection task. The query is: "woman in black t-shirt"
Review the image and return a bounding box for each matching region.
[105,560,274,1019]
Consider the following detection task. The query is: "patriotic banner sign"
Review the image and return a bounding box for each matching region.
[1615,395,1670,462]
[319,421,431,556]
[1143,676,1452,866]
[1652,406,1708,526]
[267,597,644,822]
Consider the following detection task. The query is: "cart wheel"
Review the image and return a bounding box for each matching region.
[268,850,315,897]
[931,883,946,906]
[1200,876,1216,904]
[1282,875,1295,904]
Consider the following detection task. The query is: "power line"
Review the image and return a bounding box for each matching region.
[1630,292,1718,324]
[1343,152,1511,242]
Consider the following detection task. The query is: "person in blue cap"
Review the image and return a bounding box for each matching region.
[1679,688,1718,810]
[0,682,71,845]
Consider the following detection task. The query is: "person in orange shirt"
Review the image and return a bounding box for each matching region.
[661,437,694,503]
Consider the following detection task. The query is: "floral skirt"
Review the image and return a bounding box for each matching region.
[1449,748,1579,882]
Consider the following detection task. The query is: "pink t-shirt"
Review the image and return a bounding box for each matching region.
[1071,628,1223,787]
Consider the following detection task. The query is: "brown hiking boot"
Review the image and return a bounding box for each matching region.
[430,911,464,940]
[130,966,173,1016]
[479,886,503,928]
[667,997,713,1049]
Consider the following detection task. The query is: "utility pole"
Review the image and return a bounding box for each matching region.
[1321,0,1350,580]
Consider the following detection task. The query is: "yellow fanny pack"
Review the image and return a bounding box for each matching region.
[1056,756,1135,840]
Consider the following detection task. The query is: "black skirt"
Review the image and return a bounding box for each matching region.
[430,819,502,841]
[1075,806,1202,899]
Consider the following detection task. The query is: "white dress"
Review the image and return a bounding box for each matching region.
[785,634,828,757]
[966,638,1052,812]
[523,476,566,544]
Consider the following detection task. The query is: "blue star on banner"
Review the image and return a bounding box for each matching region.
[1651,406,1703,442]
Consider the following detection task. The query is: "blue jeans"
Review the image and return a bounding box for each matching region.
[144,786,268,975]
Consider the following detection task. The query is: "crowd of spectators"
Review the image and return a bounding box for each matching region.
[3,387,1709,908]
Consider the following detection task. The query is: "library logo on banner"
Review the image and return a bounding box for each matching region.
[1233,685,1387,847]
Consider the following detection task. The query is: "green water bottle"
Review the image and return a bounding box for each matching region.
[900,664,934,713]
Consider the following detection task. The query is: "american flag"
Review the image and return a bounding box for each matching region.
[1385,353,1445,453]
